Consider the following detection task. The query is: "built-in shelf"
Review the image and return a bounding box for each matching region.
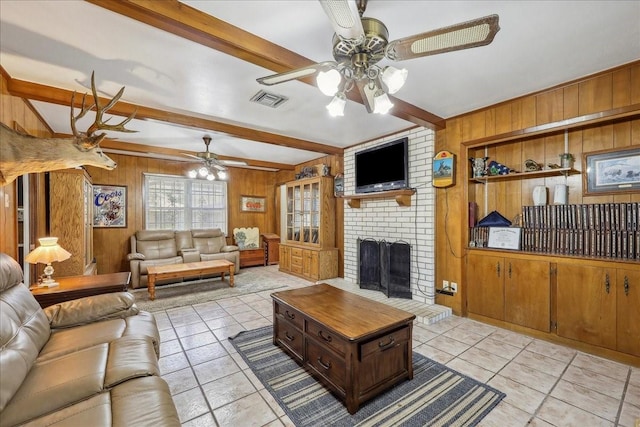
[342,189,416,208]
[470,168,580,184]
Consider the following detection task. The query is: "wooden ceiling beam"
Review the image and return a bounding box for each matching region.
[7,78,343,156]
[87,0,445,130]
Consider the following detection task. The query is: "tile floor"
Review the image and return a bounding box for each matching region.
[154,268,639,427]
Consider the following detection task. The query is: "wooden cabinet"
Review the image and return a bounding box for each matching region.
[49,169,95,277]
[279,176,338,281]
[557,262,639,356]
[467,253,550,332]
[261,233,280,265]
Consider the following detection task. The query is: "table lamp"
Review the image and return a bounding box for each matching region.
[25,237,72,287]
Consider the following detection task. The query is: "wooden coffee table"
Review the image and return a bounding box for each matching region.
[146,260,235,300]
[30,272,130,308]
[271,283,415,414]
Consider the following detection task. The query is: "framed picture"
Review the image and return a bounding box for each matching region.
[241,195,266,212]
[583,147,640,195]
[93,185,127,227]
[432,150,456,188]
[487,227,521,250]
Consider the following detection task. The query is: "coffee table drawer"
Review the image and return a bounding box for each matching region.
[306,338,346,392]
[273,301,304,330]
[307,320,347,356]
[275,318,304,361]
[360,325,410,358]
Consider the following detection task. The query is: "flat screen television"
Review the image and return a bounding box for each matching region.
[355,137,409,194]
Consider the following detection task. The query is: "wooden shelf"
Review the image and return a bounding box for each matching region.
[343,189,416,208]
[470,168,580,184]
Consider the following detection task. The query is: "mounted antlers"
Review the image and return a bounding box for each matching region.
[0,72,137,185]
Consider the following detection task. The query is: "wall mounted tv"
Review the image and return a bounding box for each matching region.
[355,137,409,194]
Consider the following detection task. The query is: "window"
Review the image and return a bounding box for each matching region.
[144,173,227,231]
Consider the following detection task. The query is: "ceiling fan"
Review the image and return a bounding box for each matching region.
[183,135,247,180]
[257,0,500,116]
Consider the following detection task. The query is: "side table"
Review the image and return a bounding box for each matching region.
[262,233,280,265]
[30,272,131,308]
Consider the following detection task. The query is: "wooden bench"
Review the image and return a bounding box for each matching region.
[146,260,234,300]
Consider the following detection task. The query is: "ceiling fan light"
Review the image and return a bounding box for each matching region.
[206,173,215,181]
[373,91,394,114]
[188,170,197,179]
[381,66,408,94]
[217,170,227,180]
[326,92,346,117]
[316,69,342,96]
[198,166,209,177]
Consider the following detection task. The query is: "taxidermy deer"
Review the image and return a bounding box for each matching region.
[0,72,136,185]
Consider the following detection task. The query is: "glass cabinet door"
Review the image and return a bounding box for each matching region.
[286,179,323,246]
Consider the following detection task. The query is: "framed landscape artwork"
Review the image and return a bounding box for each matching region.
[93,184,127,227]
[583,147,640,195]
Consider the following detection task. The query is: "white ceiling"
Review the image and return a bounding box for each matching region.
[1,1,639,170]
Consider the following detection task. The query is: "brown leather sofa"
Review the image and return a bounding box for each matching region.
[0,253,180,427]
[127,228,240,289]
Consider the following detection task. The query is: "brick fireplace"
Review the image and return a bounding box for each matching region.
[343,128,436,305]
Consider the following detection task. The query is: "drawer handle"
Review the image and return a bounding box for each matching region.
[285,331,295,341]
[318,330,333,342]
[285,310,296,320]
[317,356,332,370]
[378,337,396,351]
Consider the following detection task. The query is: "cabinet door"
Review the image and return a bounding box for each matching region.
[617,268,640,356]
[279,245,291,271]
[467,254,504,320]
[302,250,319,279]
[557,264,616,349]
[505,258,550,332]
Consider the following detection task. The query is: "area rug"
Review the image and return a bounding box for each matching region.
[132,266,289,311]
[230,326,505,427]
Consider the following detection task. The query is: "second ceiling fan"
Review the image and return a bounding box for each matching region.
[257,0,500,116]
[183,135,247,180]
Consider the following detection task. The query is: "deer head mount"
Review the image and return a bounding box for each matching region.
[0,72,136,185]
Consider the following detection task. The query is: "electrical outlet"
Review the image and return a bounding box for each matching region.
[451,282,458,293]
[442,280,450,290]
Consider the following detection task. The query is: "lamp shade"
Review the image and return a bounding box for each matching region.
[326,92,346,117]
[373,91,394,114]
[25,237,71,264]
[381,66,408,94]
[316,69,341,96]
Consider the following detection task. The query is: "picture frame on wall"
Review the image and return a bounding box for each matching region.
[240,195,266,212]
[583,147,640,195]
[93,185,127,228]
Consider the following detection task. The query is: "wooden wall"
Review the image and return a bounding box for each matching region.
[86,154,280,274]
[435,60,640,314]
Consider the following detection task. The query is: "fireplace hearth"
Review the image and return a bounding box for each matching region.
[358,238,411,299]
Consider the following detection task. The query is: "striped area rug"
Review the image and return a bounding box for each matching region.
[230,327,505,427]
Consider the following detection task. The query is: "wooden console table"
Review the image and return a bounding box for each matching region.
[30,272,130,308]
[146,260,234,300]
[271,283,415,414]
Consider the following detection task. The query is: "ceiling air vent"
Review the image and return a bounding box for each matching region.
[250,90,288,108]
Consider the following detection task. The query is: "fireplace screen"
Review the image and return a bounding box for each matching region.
[358,238,411,299]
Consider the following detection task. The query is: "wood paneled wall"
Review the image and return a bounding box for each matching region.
[0,71,51,261]
[86,154,280,274]
[435,60,640,314]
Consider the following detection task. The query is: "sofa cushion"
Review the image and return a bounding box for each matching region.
[192,229,225,254]
[0,255,51,412]
[139,256,184,275]
[174,230,193,251]
[135,230,178,260]
[44,292,139,329]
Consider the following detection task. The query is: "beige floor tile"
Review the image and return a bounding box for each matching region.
[442,326,484,346]
[172,387,211,424]
[241,317,271,330]
[193,354,241,385]
[476,400,532,427]
[212,392,278,427]
[181,413,217,427]
[159,338,183,357]
[194,307,228,321]
[179,331,217,350]
[223,303,253,316]
[626,382,640,405]
[536,396,613,427]
[512,350,569,378]
[488,329,533,348]
[475,336,522,359]
[618,401,640,427]
[458,347,510,373]
[216,297,246,309]
[499,361,558,394]
[446,357,495,383]
[463,320,497,337]
[174,321,209,338]
[488,374,545,414]
[204,316,238,330]
[163,366,198,396]
[259,388,285,417]
[232,309,263,323]
[426,334,471,356]
[526,339,576,364]
[212,323,246,341]
[561,365,626,400]
[550,379,620,421]
[159,327,178,342]
[527,417,555,427]
[571,352,630,382]
[201,371,258,410]
[630,367,640,386]
[159,351,190,375]
[185,342,228,366]
[413,343,455,364]
[412,324,440,343]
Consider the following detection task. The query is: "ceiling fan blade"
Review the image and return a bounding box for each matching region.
[181,153,204,160]
[385,14,500,61]
[319,0,365,43]
[355,78,376,113]
[257,61,338,86]
[220,159,248,167]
